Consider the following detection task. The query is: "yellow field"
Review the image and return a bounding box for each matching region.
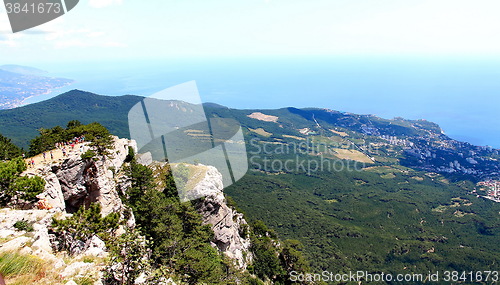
[249,127,272,137]
[330,129,349,137]
[331,148,374,164]
[282,135,305,140]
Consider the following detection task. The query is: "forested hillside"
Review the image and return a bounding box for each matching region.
[1,90,500,283]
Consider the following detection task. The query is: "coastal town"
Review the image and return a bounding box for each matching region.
[0,66,73,109]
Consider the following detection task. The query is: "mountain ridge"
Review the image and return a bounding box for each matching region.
[0,64,48,76]
[0,90,143,148]
[1,89,499,181]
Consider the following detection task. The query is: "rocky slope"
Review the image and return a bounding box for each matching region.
[190,165,252,269]
[25,137,136,215]
[149,162,253,270]
[0,137,252,284]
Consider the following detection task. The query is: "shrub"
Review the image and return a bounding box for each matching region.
[74,276,96,285]
[29,121,114,157]
[13,219,34,232]
[0,134,22,160]
[51,203,120,254]
[81,149,96,161]
[0,157,45,205]
[11,176,46,202]
[105,229,151,285]
[124,146,135,163]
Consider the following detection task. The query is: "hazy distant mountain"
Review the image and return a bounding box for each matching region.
[0,65,73,109]
[0,64,48,76]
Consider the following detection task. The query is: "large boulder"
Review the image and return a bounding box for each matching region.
[81,235,107,258]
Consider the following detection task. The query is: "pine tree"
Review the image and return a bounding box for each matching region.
[0,134,22,160]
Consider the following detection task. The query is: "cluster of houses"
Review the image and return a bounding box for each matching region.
[380,135,414,147]
[476,180,500,202]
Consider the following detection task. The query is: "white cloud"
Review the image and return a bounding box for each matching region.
[88,0,123,9]
[0,14,22,47]
[0,34,19,47]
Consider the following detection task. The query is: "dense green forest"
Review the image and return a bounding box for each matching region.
[226,157,500,276]
[2,91,500,283]
[3,90,500,182]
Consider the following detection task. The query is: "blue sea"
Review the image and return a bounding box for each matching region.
[28,56,500,148]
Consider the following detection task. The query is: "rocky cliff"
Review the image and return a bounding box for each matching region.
[0,137,253,283]
[190,165,252,269]
[0,137,138,284]
[150,162,253,270]
[30,137,137,216]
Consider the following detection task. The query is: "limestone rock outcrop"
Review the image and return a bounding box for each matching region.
[33,137,137,216]
[4,136,252,281]
[193,165,252,269]
[38,172,65,211]
[0,208,104,282]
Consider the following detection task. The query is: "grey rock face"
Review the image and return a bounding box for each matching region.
[17,137,251,273]
[37,172,65,211]
[52,156,92,212]
[82,235,108,258]
[36,137,137,216]
[0,209,56,254]
[194,165,252,269]
[136,152,153,166]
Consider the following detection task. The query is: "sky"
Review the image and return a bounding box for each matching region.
[2,0,500,63]
[2,1,500,147]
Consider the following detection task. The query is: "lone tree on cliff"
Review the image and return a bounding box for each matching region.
[86,122,114,157]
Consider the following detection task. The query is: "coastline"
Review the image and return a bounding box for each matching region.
[9,81,75,109]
